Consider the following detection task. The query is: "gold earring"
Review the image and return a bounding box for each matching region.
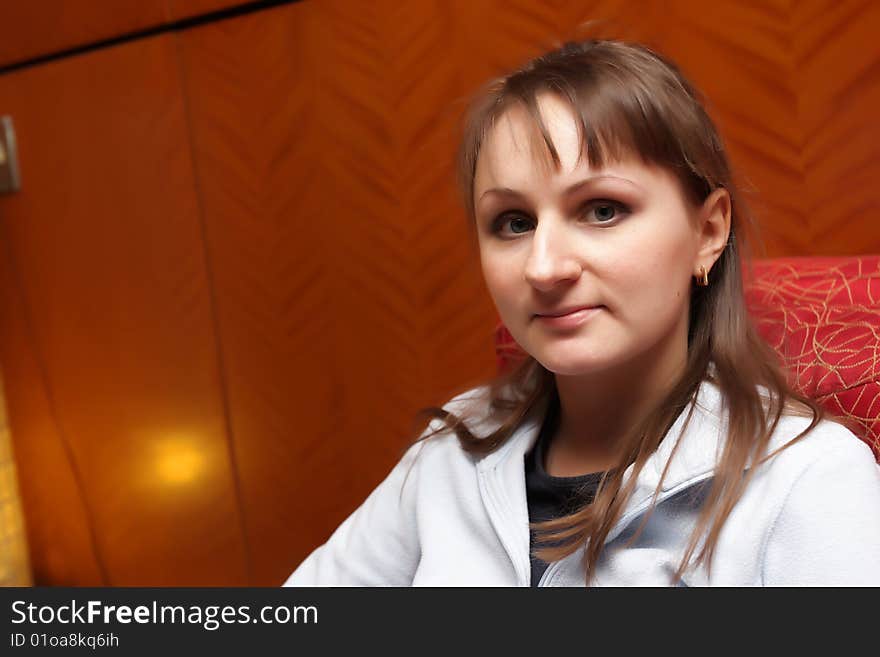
[695,265,709,287]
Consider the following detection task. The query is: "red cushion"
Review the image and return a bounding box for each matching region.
[493,255,880,459]
[746,256,880,307]
[746,255,880,459]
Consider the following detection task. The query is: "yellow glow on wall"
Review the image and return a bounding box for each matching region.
[0,372,32,585]
[154,438,206,486]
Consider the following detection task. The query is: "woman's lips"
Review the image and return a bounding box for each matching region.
[534,306,602,330]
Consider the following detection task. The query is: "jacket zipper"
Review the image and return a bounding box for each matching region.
[478,464,531,586]
[537,471,716,586]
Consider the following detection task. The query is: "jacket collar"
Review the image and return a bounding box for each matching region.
[475,376,728,512]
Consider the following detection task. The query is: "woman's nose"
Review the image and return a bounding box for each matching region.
[523,221,581,291]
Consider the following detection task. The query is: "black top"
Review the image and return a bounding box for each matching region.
[524,394,604,586]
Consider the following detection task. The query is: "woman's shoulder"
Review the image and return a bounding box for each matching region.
[754,410,880,585]
[410,384,497,454]
[412,381,539,465]
[762,410,877,481]
[442,383,494,416]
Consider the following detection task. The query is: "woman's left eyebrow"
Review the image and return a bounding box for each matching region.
[563,175,643,195]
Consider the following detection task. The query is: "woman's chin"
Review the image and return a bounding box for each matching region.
[531,348,618,376]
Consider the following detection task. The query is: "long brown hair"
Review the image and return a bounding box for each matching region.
[415,39,826,584]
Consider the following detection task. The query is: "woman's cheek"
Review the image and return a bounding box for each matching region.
[485,273,519,320]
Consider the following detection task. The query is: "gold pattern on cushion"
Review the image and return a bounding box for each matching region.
[745,256,880,458]
[746,304,880,456]
[746,256,880,308]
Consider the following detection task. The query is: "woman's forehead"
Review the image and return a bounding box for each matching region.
[483,97,581,171]
[475,99,651,193]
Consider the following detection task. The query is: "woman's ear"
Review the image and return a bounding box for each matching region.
[695,188,732,269]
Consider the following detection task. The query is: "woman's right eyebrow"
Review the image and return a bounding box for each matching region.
[478,187,522,202]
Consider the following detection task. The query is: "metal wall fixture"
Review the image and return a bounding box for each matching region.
[0,116,21,193]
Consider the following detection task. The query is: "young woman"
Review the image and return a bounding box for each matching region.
[285,39,880,586]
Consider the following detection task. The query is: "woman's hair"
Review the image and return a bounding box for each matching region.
[414,39,827,584]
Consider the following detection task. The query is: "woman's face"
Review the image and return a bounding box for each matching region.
[473,94,710,378]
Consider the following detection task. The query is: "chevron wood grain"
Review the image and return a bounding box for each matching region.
[0,239,105,585]
[0,35,248,584]
[0,1,167,69]
[167,0,248,21]
[179,0,499,584]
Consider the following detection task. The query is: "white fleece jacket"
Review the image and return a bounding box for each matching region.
[284,379,880,586]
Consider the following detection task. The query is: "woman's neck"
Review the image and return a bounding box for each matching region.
[549,337,687,477]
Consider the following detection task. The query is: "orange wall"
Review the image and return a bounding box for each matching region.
[0,1,878,585]
[0,1,246,68]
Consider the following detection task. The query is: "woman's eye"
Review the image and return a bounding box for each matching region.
[492,213,533,236]
[508,216,533,233]
[490,201,629,237]
[585,201,628,224]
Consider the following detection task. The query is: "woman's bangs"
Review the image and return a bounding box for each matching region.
[501,83,673,174]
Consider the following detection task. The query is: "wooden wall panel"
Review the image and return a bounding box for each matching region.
[0,251,103,585]
[0,370,32,585]
[0,1,168,68]
[791,0,880,255]
[0,35,248,584]
[634,0,880,255]
[0,1,256,69]
[168,0,248,21]
[178,0,497,585]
